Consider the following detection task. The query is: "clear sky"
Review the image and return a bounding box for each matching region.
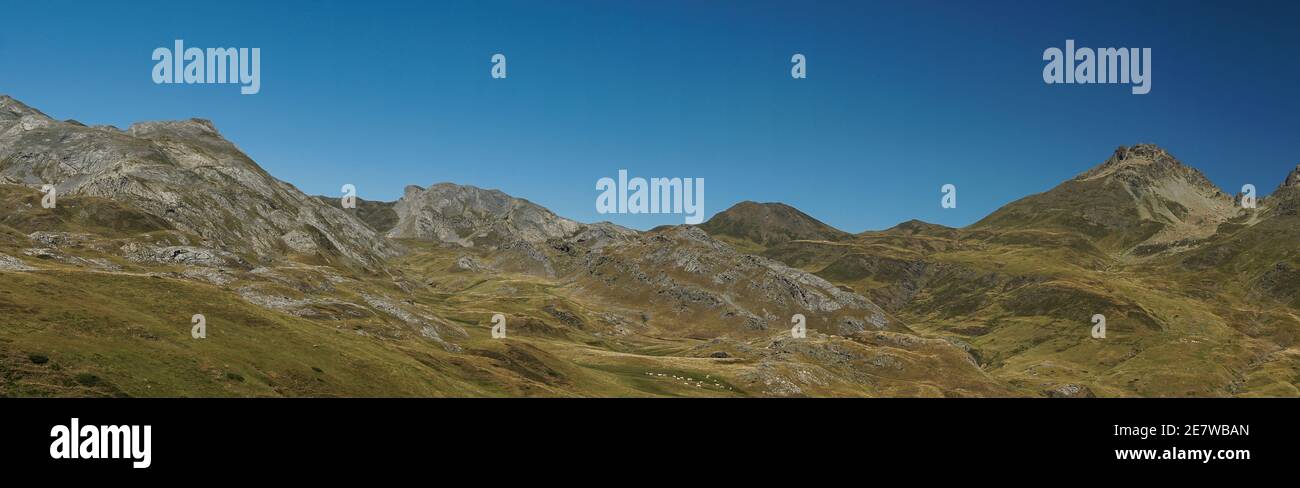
[2,0,1297,231]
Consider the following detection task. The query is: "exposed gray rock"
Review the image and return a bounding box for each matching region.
[236,286,318,315]
[236,285,370,320]
[454,255,485,272]
[738,362,806,397]
[21,247,58,259]
[360,292,467,348]
[1045,383,1096,398]
[121,243,242,268]
[0,253,34,271]
[0,95,397,268]
[180,267,235,285]
[838,317,866,335]
[17,247,119,271]
[389,182,581,246]
[27,231,89,248]
[567,225,893,334]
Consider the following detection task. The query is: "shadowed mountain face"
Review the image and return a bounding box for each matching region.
[1,95,1296,397]
[312,196,398,234]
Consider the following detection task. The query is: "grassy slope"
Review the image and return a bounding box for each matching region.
[0,269,475,397]
[743,222,1298,397]
[6,225,1003,397]
[13,181,1290,397]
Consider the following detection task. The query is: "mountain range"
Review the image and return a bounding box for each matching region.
[2,94,1297,397]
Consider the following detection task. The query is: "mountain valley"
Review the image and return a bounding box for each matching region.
[2,95,1296,397]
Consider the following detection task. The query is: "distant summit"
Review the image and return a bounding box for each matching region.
[881,219,955,237]
[700,201,849,247]
[1265,163,1300,215]
[1279,163,1300,192]
[388,182,582,247]
[975,144,1237,253]
[1288,164,1300,185]
[1085,144,1225,193]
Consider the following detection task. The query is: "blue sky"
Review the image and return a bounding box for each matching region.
[2,0,1297,231]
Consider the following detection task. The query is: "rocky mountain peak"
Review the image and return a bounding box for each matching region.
[1112,143,1175,164]
[1078,144,1227,200]
[1282,163,1300,190]
[976,144,1237,253]
[0,95,56,134]
[1078,144,1199,182]
[0,95,45,115]
[0,95,397,267]
[388,182,582,246]
[1268,163,1300,214]
[1,95,41,114]
[129,118,221,137]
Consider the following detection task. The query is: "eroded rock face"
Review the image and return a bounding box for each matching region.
[0,95,397,268]
[388,182,598,275]
[27,231,90,248]
[120,243,244,268]
[0,253,34,271]
[557,225,897,336]
[389,183,581,246]
[1045,383,1096,398]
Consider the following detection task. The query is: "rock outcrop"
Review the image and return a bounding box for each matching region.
[389,183,581,246]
